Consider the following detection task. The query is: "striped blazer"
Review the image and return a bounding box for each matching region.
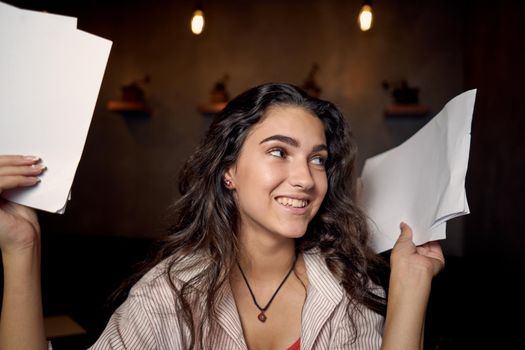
[88,250,384,349]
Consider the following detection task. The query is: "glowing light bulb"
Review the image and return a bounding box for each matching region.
[358,4,373,31]
[191,9,204,35]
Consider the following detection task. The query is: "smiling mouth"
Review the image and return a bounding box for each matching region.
[275,197,309,208]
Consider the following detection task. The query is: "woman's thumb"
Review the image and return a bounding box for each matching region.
[398,221,413,241]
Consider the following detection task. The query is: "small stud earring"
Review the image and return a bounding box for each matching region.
[224,179,232,188]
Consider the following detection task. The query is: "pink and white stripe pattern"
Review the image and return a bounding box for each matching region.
[86,251,384,349]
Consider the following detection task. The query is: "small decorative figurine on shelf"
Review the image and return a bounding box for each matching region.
[382,79,428,117]
[198,74,230,116]
[302,63,322,98]
[382,79,419,104]
[122,75,150,103]
[107,75,151,115]
[210,74,230,104]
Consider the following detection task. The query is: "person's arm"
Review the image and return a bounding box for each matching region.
[0,155,47,350]
[1,241,47,350]
[381,222,444,350]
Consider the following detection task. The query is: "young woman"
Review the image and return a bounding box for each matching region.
[0,83,444,350]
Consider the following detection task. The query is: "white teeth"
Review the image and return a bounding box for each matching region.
[277,197,307,208]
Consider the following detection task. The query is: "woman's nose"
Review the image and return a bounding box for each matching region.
[288,160,315,190]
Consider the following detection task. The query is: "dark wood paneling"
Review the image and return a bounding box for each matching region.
[464,0,525,263]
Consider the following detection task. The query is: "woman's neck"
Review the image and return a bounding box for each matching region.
[237,229,297,284]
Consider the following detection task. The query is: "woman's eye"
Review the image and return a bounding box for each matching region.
[269,148,286,158]
[311,156,326,166]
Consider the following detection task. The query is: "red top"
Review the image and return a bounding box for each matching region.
[287,338,300,350]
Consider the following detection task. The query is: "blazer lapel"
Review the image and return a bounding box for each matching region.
[300,251,344,350]
[215,281,248,350]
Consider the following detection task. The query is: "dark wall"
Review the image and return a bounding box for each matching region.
[458,0,525,346]
[464,0,525,262]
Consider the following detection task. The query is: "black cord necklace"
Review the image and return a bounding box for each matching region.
[237,253,298,323]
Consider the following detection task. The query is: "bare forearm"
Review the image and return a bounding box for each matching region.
[0,244,47,350]
[381,268,432,350]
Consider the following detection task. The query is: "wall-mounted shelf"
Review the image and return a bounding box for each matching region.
[107,100,151,115]
[197,102,227,116]
[385,104,428,118]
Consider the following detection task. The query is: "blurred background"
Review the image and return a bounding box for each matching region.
[2,0,524,348]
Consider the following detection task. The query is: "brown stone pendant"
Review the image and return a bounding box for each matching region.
[237,254,297,326]
[257,312,267,322]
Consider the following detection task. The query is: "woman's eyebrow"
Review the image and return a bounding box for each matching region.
[260,134,299,147]
[312,144,328,152]
[260,134,327,152]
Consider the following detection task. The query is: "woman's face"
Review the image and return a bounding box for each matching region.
[226,105,328,241]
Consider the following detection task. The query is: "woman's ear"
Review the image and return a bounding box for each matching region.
[223,168,235,189]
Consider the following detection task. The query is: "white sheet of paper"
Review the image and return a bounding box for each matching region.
[0,2,77,214]
[0,3,112,213]
[360,89,476,253]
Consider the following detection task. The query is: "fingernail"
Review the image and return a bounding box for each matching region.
[23,155,40,161]
[400,222,406,229]
[31,164,47,170]
[28,177,41,184]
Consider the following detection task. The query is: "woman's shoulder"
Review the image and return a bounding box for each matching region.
[129,253,207,297]
[302,248,385,299]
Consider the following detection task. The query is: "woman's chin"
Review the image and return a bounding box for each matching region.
[275,225,308,239]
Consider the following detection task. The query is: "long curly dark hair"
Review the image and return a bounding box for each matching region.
[127,83,386,348]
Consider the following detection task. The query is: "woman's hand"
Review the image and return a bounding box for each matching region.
[0,155,46,255]
[381,223,445,350]
[390,222,445,279]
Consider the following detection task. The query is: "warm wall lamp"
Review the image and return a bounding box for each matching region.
[358,0,373,31]
[191,1,205,35]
